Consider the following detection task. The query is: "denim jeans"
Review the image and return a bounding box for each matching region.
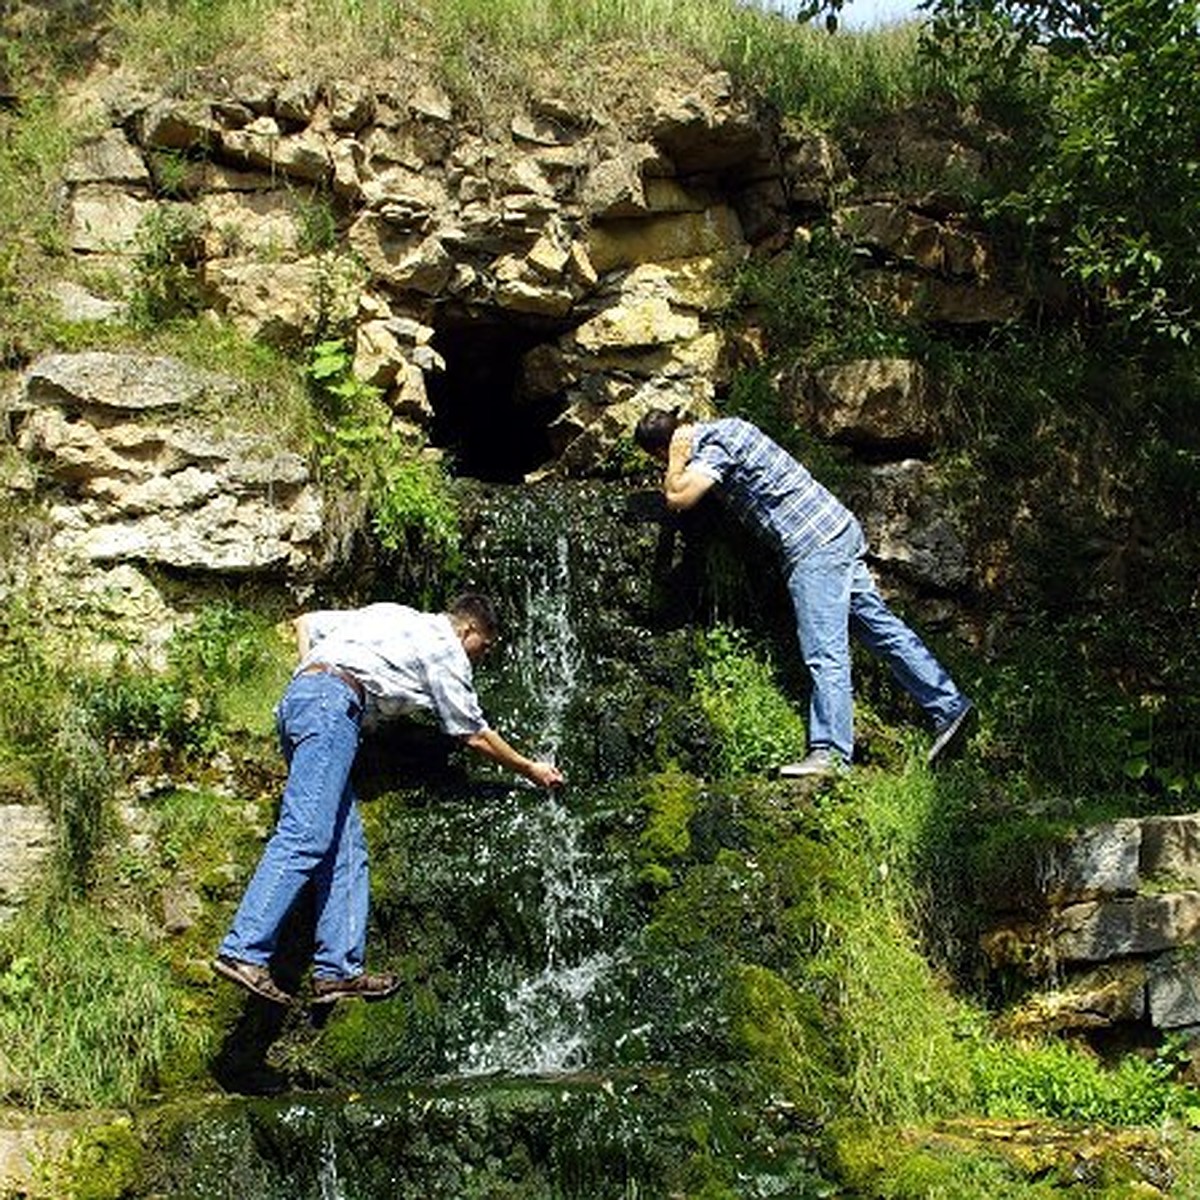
[218,671,367,981]
[786,518,968,761]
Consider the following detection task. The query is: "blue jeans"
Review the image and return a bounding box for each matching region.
[786,518,968,761]
[218,672,368,981]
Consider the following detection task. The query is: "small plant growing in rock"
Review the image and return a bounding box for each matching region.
[306,337,461,591]
[127,204,204,328]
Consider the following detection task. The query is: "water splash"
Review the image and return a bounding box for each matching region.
[456,794,614,1076]
[510,525,580,762]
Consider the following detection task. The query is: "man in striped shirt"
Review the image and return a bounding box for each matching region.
[636,410,974,778]
[215,594,562,1006]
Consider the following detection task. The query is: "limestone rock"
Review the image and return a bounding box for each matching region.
[779,119,850,208]
[138,98,222,150]
[1053,892,1200,963]
[1141,815,1200,889]
[645,71,770,174]
[837,203,993,278]
[327,80,375,132]
[66,187,156,254]
[47,280,126,324]
[25,351,236,413]
[854,461,971,590]
[0,805,53,923]
[1000,961,1148,1033]
[806,358,933,450]
[203,255,363,346]
[860,269,1024,326]
[17,352,330,577]
[63,129,150,186]
[349,216,455,294]
[587,205,745,273]
[1148,954,1200,1029]
[198,190,305,259]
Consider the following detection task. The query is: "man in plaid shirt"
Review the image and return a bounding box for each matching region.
[636,410,974,778]
[215,593,562,1006]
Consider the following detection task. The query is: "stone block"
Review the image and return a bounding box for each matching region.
[1054,892,1200,963]
[1001,961,1147,1032]
[586,207,744,273]
[1147,954,1200,1029]
[1140,815,1200,889]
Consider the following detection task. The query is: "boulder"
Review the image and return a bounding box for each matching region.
[805,358,933,450]
[854,461,971,590]
[1053,892,1200,963]
[645,71,771,174]
[66,187,157,254]
[63,130,150,187]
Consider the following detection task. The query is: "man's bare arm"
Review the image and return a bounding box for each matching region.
[462,728,564,789]
[662,426,716,511]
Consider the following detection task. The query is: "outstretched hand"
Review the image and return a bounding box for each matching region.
[526,760,564,789]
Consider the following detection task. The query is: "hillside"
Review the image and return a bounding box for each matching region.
[1,1,1199,1196]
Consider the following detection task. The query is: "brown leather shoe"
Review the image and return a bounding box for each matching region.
[311,972,401,1004]
[213,956,293,1005]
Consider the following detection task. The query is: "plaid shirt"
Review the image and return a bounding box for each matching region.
[689,418,851,564]
[298,603,488,737]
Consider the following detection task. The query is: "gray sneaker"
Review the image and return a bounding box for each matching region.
[928,701,976,766]
[778,748,848,778]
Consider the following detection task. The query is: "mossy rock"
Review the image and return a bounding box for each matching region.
[824,1117,1176,1197]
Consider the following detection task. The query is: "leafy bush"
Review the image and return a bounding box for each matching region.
[732,225,912,368]
[690,626,807,778]
[127,205,204,328]
[307,337,462,591]
[971,1036,1196,1127]
[924,0,1200,344]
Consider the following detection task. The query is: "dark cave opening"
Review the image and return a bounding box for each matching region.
[427,316,570,483]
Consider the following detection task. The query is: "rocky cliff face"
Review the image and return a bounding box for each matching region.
[2,59,1024,658]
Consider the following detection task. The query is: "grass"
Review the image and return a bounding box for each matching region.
[98,0,935,130]
[0,899,198,1110]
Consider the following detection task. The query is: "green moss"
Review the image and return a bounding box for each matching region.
[824,1118,1179,1198]
[34,1117,144,1200]
[728,963,841,1118]
[637,764,700,868]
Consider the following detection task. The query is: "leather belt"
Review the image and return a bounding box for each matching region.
[300,663,366,706]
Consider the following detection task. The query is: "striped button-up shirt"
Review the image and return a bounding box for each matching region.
[297,603,489,737]
[688,418,851,564]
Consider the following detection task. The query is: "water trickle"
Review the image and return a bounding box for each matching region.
[450,486,618,1076]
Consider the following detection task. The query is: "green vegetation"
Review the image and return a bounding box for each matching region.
[0,1,1196,1193]
[93,0,935,132]
[924,0,1200,342]
[690,625,807,777]
[306,336,462,597]
[127,206,205,330]
[0,900,196,1110]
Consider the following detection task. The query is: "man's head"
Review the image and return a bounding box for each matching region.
[449,593,500,662]
[634,407,682,461]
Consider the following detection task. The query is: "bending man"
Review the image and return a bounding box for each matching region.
[635,410,974,777]
[215,593,563,1005]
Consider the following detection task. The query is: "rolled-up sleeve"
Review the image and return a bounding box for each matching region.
[424,654,489,737]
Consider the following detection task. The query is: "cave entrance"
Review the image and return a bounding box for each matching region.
[427,314,570,483]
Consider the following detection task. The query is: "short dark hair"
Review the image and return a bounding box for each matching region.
[634,407,681,454]
[448,593,500,641]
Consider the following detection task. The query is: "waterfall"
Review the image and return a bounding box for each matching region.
[453,484,614,1077]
